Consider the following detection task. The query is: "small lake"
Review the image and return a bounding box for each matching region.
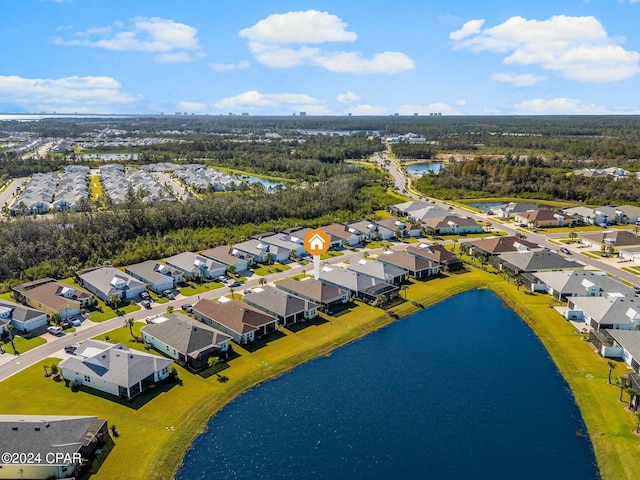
[236,175,286,191]
[176,289,598,480]
[407,162,443,175]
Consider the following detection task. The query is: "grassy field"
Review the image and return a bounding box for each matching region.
[179,281,224,296]
[320,250,344,260]
[0,267,638,479]
[252,263,291,276]
[211,166,295,183]
[89,175,103,198]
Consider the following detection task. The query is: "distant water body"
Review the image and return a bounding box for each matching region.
[176,290,598,480]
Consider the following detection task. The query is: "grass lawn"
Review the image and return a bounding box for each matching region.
[180,282,224,296]
[621,267,640,276]
[320,250,344,260]
[252,263,291,276]
[0,266,637,479]
[90,175,103,198]
[365,240,394,250]
[1,335,46,354]
[374,209,392,219]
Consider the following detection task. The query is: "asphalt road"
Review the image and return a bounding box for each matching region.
[0,177,29,210]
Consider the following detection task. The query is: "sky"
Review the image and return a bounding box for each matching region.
[2,0,640,115]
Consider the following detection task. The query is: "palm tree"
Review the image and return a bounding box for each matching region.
[375,295,386,307]
[6,325,15,352]
[635,411,640,433]
[109,294,120,308]
[569,232,578,243]
[258,277,267,287]
[514,276,523,291]
[626,386,637,406]
[125,318,135,339]
[226,265,237,278]
[607,361,617,385]
[207,356,217,370]
[617,375,628,402]
[229,286,235,300]
[400,284,408,300]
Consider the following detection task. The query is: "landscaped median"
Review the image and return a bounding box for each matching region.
[0,268,637,479]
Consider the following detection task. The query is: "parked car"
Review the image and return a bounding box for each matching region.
[226,280,240,287]
[64,344,79,354]
[162,289,174,299]
[559,247,572,255]
[181,303,192,312]
[244,289,253,294]
[47,326,63,336]
[141,299,151,308]
[140,291,151,300]
[61,319,71,329]
[70,317,82,327]
[218,275,229,283]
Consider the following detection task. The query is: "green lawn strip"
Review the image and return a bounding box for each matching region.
[320,250,344,260]
[89,175,103,198]
[209,166,295,183]
[179,282,224,296]
[621,267,640,276]
[0,291,13,301]
[458,197,578,209]
[0,267,635,479]
[252,263,291,276]
[2,335,46,354]
[364,241,393,250]
[581,251,603,259]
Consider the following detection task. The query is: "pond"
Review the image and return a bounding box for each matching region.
[406,162,444,175]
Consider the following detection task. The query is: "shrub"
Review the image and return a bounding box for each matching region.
[69,380,79,392]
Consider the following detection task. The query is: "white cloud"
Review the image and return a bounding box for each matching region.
[455,99,467,106]
[176,101,208,112]
[239,10,413,74]
[209,60,250,73]
[0,75,140,113]
[347,104,388,115]
[398,103,459,115]
[449,19,485,41]
[54,17,204,63]
[239,10,357,44]
[214,90,325,112]
[491,72,546,86]
[337,92,360,104]
[451,15,640,82]
[514,98,610,114]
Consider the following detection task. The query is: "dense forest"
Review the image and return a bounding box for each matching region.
[0,168,395,288]
[415,155,640,204]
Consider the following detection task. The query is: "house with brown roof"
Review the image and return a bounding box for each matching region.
[422,215,483,235]
[514,209,577,228]
[192,299,277,344]
[580,230,640,248]
[464,236,541,259]
[377,251,439,278]
[13,278,94,318]
[276,277,348,312]
[319,223,362,247]
[407,244,464,271]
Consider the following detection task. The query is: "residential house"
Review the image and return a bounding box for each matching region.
[580,230,640,248]
[464,236,540,259]
[319,223,362,247]
[125,260,183,294]
[141,312,231,371]
[377,251,439,278]
[164,252,226,281]
[59,340,172,399]
[243,286,318,326]
[619,246,640,264]
[347,259,408,285]
[0,415,108,480]
[192,299,277,344]
[258,233,306,259]
[423,215,483,235]
[0,300,48,334]
[514,209,577,228]
[602,329,640,372]
[233,239,288,263]
[276,278,348,312]
[13,278,94,318]
[565,296,640,330]
[76,266,146,304]
[533,270,637,302]
[407,243,464,271]
[375,218,421,239]
[491,251,582,290]
[318,266,398,303]
[562,206,607,226]
[346,221,379,242]
[613,205,640,224]
[489,202,541,219]
[200,246,251,272]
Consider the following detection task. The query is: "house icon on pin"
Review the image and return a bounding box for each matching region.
[304,229,330,255]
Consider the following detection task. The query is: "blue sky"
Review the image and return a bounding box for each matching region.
[2,0,640,115]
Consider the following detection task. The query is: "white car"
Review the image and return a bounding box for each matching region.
[47,326,63,336]
[70,317,82,327]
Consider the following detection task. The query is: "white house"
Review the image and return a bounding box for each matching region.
[566,296,640,330]
[76,266,146,303]
[0,300,48,334]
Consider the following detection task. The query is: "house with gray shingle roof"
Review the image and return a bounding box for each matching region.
[491,250,582,276]
[0,414,108,480]
[76,266,146,304]
[125,260,182,293]
[243,285,318,326]
[347,259,408,285]
[566,296,640,330]
[0,299,48,334]
[603,329,640,372]
[164,252,226,281]
[533,270,637,301]
[59,340,172,400]
[141,312,231,370]
[200,246,251,272]
[318,266,398,303]
[276,278,348,312]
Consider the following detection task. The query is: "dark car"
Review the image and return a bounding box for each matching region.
[181,303,192,312]
[559,247,571,255]
[140,291,151,300]
[141,299,152,308]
